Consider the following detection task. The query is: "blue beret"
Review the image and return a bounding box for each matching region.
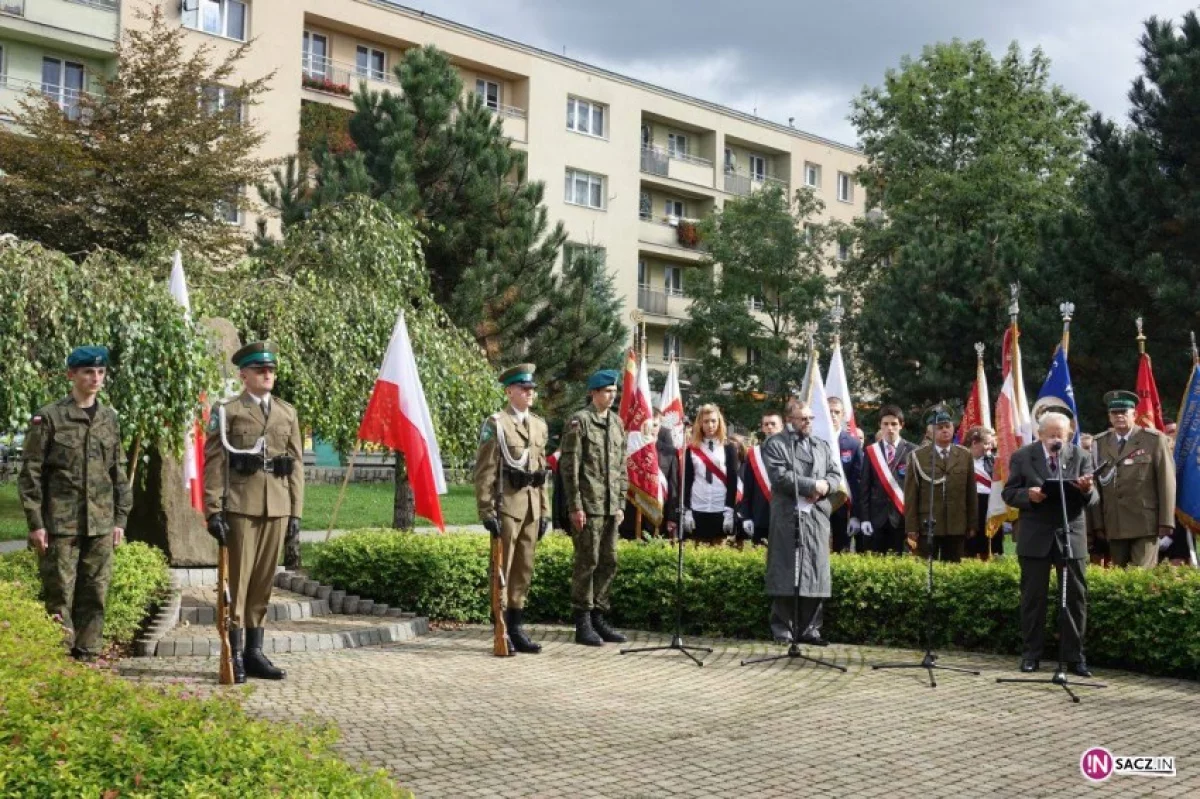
[587,369,620,391]
[67,346,109,368]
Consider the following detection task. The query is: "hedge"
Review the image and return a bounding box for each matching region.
[0,582,409,798]
[0,541,171,648]
[310,530,1200,679]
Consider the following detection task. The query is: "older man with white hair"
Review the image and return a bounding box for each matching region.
[1001,411,1099,677]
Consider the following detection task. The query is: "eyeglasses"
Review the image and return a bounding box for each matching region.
[791,415,815,422]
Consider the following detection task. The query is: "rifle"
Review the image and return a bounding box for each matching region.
[216,417,235,685]
[490,421,512,658]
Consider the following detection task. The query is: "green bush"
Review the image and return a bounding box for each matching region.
[310,530,1200,678]
[0,540,171,648]
[0,582,408,798]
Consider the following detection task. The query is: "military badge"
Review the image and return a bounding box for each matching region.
[30,415,43,426]
[479,419,494,443]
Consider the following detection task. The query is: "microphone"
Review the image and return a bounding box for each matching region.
[1050,441,1064,453]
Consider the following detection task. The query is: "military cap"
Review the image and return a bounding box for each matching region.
[67,345,109,369]
[925,403,956,426]
[1104,390,1138,411]
[232,340,279,369]
[587,369,620,391]
[499,363,536,388]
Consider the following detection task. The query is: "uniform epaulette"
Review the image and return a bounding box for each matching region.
[1092,430,1112,440]
[1141,427,1163,437]
[272,396,296,412]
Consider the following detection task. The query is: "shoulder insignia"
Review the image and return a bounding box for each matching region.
[30,415,43,426]
[479,418,495,443]
[569,419,581,430]
[1143,428,1162,437]
[1093,430,1111,439]
[207,415,220,433]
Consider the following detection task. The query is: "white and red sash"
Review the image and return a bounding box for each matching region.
[688,444,728,485]
[974,459,992,494]
[746,445,772,502]
[866,441,904,515]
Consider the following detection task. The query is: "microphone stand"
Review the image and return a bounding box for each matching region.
[997,443,1106,703]
[872,439,981,687]
[621,438,712,666]
[741,432,845,672]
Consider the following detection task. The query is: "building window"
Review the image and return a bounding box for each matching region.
[564,169,605,210]
[638,259,648,288]
[42,57,85,120]
[202,85,244,124]
[837,171,854,203]
[663,334,682,360]
[183,0,247,42]
[804,162,821,188]
[803,224,815,244]
[747,346,761,365]
[747,294,764,312]
[724,147,736,173]
[563,242,606,269]
[667,132,688,158]
[476,78,501,110]
[639,190,652,220]
[641,123,651,147]
[664,266,683,296]
[302,31,328,78]
[837,241,850,262]
[664,199,685,219]
[749,154,766,181]
[216,187,242,225]
[567,97,606,138]
[356,46,387,81]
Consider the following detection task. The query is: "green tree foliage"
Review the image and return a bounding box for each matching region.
[0,7,271,260]
[842,41,1089,410]
[673,186,833,427]
[0,239,219,458]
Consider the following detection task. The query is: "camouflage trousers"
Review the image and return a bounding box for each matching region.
[570,515,619,613]
[39,533,114,655]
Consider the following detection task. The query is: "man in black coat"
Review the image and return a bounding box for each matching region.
[827,397,864,553]
[858,405,916,555]
[737,411,784,546]
[1001,411,1099,676]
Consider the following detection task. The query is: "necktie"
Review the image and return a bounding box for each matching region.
[260,399,269,418]
[1049,454,1058,474]
[885,442,894,465]
[1118,436,1127,450]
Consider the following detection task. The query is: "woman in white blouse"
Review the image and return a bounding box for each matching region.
[682,404,740,544]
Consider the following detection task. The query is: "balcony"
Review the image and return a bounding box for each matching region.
[640,145,714,189]
[301,53,401,102]
[637,286,691,319]
[0,76,97,123]
[0,0,119,54]
[637,214,706,260]
[723,170,789,197]
[482,102,527,144]
[0,1,22,15]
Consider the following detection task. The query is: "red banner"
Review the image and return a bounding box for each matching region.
[1135,352,1165,431]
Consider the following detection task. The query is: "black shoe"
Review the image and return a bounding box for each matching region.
[70,647,97,662]
[243,628,286,680]
[1069,661,1093,678]
[799,633,829,647]
[590,611,627,644]
[573,610,603,647]
[1019,658,1039,673]
[506,608,542,654]
[228,628,246,684]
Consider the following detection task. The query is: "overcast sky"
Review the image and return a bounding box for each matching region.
[395,0,1196,146]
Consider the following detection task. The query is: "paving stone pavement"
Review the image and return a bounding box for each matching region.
[120,625,1200,798]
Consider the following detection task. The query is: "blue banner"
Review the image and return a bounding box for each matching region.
[1035,344,1080,443]
[1174,365,1200,534]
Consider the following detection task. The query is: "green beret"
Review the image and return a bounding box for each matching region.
[499,363,536,388]
[232,340,279,368]
[926,404,956,426]
[588,369,620,391]
[67,346,109,369]
[1105,390,1138,411]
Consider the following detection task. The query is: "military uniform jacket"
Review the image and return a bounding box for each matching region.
[903,443,977,536]
[474,407,550,523]
[203,392,304,520]
[560,406,628,517]
[19,396,132,537]
[1092,427,1176,539]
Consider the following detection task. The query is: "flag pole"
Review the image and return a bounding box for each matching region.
[630,311,645,541]
[1136,316,1147,355]
[326,441,362,542]
[1059,301,1075,357]
[127,435,141,489]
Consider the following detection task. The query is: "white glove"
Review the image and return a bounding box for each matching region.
[860,521,874,537]
[848,517,861,535]
[682,510,695,534]
[1159,536,1173,552]
[742,520,755,536]
[722,507,734,534]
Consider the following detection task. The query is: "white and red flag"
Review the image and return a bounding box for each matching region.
[986,322,1031,536]
[618,349,663,527]
[805,354,848,500]
[825,340,859,437]
[357,311,446,531]
[168,250,205,513]
[658,357,685,450]
[956,350,992,444]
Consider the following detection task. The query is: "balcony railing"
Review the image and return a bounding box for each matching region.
[0,76,98,120]
[637,286,690,317]
[640,145,714,179]
[480,101,526,120]
[66,0,119,9]
[301,54,401,97]
[0,0,23,15]
[724,170,788,197]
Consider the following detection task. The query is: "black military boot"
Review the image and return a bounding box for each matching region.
[590,610,627,643]
[574,610,604,647]
[243,628,286,680]
[228,627,246,684]
[506,608,542,654]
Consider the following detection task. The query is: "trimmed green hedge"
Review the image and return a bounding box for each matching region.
[0,581,408,798]
[0,541,171,648]
[310,530,1200,678]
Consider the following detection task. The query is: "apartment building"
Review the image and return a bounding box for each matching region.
[3,0,867,363]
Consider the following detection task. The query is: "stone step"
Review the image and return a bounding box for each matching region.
[152,613,429,657]
[178,586,330,625]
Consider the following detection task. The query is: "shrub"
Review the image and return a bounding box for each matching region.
[0,582,408,798]
[0,540,171,648]
[310,530,1200,678]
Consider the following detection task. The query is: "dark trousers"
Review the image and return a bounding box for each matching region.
[871,520,907,555]
[1019,553,1087,662]
[917,534,964,563]
[830,505,855,553]
[769,595,824,641]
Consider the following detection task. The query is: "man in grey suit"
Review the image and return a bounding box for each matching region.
[761,399,845,646]
[1001,412,1098,676]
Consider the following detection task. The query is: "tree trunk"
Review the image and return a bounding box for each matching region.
[392,450,415,530]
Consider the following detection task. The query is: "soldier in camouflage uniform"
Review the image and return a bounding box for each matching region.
[559,369,629,646]
[19,346,133,660]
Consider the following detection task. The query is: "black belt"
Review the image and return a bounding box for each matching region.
[503,466,548,489]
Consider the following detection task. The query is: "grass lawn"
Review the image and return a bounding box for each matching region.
[0,482,26,542]
[302,482,479,530]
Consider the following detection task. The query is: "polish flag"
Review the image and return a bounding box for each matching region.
[986,322,1029,536]
[825,341,859,436]
[956,354,991,444]
[168,251,205,513]
[659,358,685,450]
[357,311,446,531]
[619,349,663,526]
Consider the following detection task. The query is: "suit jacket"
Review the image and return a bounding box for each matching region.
[859,438,915,529]
[1001,442,1098,559]
[737,444,772,539]
[1091,427,1176,539]
[903,443,976,537]
[204,392,304,519]
[474,406,550,523]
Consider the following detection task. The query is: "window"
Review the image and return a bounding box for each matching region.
[637,259,648,288]
[564,168,605,209]
[202,85,244,124]
[804,162,821,188]
[664,266,683,296]
[476,79,501,110]
[638,190,652,220]
[723,147,735,173]
[641,124,652,148]
[183,0,247,42]
[567,97,606,138]
[803,224,815,244]
[837,241,850,262]
[747,294,764,312]
[747,346,761,365]
[0,43,5,81]
[749,154,766,181]
[667,132,688,158]
[302,31,328,78]
[563,242,606,269]
[216,187,242,225]
[42,57,85,120]
[664,199,685,219]
[356,46,386,82]
[837,171,854,203]
[663,334,682,360]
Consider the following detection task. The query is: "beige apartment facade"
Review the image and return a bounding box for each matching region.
[5,0,867,362]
